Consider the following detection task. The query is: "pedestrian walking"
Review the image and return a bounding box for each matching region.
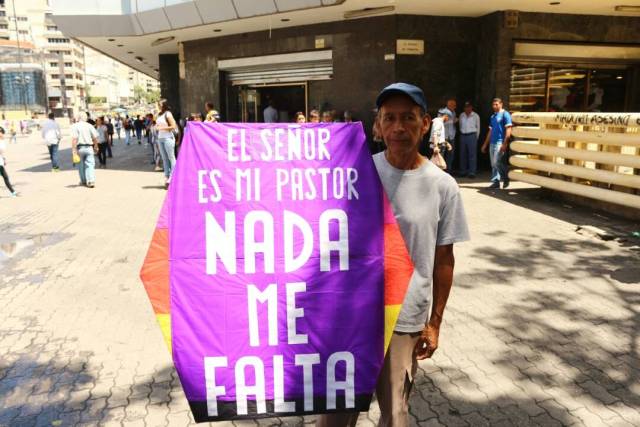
[156,100,178,188]
[481,98,513,189]
[439,97,457,173]
[41,112,62,171]
[0,127,18,197]
[70,112,99,188]
[429,112,452,171]
[96,117,109,168]
[316,82,469,427]
[106,117,114,157]
[115,116,122,141]
[9,121,17,144]
[124,115,132,145]
[458,101,480,178]
[134,115,144,144]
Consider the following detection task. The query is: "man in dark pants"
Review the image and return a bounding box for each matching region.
[134,115,144,144]
[316,83,470,427]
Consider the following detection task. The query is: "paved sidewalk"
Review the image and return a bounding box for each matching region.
[0,132,639,426]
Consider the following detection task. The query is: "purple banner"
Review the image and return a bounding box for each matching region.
[168,122,384,421]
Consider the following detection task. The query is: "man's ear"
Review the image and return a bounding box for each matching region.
[373,118,381,137]
[422,115,431,136]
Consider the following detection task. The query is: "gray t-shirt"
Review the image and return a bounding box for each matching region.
[373,152,470,333]
[71,121,98,146]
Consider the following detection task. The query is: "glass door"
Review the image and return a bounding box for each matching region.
[238,87,259,123]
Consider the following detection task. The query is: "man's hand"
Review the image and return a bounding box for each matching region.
[414,323,439,360]
[499,142,508,153]
[481,143,488,154]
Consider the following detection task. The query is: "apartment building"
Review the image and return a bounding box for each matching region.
[1,0,158,117]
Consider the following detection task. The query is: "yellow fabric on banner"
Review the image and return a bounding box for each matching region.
[156,313,172,353]
[384,304,402,351]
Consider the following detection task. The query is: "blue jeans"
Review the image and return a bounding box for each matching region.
[77,146,96,184]
[157,136,176,179]
[489,143,508,183]
[48,144,59,169]
[459,133,477,176]
[125,129,131,145]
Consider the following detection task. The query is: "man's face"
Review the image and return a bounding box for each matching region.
[464,105,472,114]
[447,99,457,111]
[377,95,430,154]
[492,101,502,112]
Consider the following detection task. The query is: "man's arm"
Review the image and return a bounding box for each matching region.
[500,126,512,153]
[481,127,491,153]
[415,244,455,360]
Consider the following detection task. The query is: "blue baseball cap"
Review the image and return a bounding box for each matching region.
[376,83,428,112]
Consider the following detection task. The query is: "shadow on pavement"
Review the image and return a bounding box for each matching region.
[445,232,640,425]
[458,182,640,252]
[19,144,165,174]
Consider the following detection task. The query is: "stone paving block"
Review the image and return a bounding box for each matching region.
[536,398,581,425]
[64,388,90,412]
[460,411,490,426]
[124,398,149,422]
[606,402,640,425]
[569,407,607,426]
[418,418,445,427]
[530,412,563,426]
[579,379,620,405]
[145,402,170,427]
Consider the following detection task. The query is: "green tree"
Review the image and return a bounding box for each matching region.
[145,89,161,104]
[133,85,146,103]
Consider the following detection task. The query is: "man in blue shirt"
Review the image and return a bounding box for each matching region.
[481,98,512,189]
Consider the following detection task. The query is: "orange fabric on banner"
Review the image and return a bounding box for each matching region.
[139,227,170,314]
[383,223,413,306]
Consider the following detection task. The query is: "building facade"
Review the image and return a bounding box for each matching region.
[1,0,159,117]
[51,1,640,147]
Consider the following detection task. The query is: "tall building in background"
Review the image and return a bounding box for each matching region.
[0,0,158,118]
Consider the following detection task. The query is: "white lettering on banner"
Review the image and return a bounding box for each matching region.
[203,352,354,414]
[295,353,320,411]
[319,210,349,272]
[227,129,251,162]
[205,211,236,275]
[235,356,266,415]
[258,128,331,162]
[205,209,349,274]
[273,355,296,412]
[283,211,313,273]
[197,169,223,203]
[236,168,261,201]
[247,284,278,347]
[244,211,275,274]
[286,282,308,345]
[204,357,228,416]
[275,168,360,201]
[326,352,355,410]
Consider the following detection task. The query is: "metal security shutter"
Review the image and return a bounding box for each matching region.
[219,50,333,85]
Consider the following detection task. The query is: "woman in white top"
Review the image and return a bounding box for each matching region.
[0,127,17,196]
[156,99,178,188]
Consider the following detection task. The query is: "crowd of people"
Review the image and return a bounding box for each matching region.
[0,93,513,197]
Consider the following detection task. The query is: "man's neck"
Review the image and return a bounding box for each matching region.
[385,149,425,170]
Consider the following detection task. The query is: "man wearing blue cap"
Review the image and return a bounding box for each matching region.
[317,83,469,427]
